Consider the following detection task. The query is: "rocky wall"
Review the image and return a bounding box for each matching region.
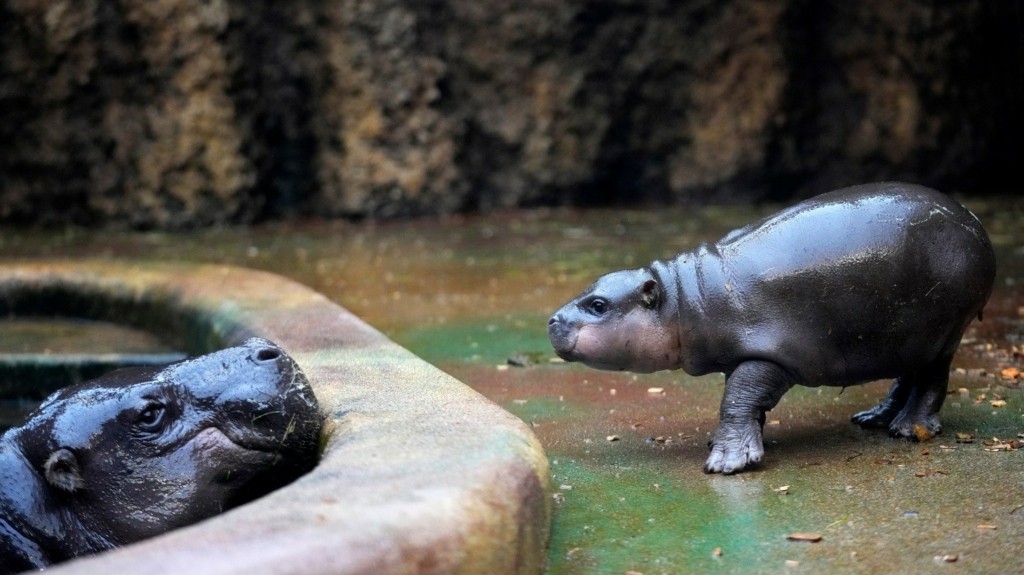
[0,0,1019,227]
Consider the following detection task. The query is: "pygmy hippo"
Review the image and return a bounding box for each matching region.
[548,182,996,474]
[0,337,323,573]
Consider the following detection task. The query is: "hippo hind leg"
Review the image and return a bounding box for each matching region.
[705,360,796,474]
[885,355,953,441]
[850,378,913,429]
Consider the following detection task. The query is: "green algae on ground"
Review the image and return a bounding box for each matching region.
[395,315,553,367]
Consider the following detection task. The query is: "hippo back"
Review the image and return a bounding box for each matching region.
[675,183,995,383]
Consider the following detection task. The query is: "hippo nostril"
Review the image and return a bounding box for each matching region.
[548,316,559,326]
[255,348,281,362]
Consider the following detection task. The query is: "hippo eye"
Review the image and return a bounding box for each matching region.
[136,402,167,433]
[587,298,608,315]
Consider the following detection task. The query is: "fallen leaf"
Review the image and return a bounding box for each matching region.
[1000,367,1021,380]
[647,387,665,395]
[977,524,997,530]
[785,560,800,567]
[990,399,1007,407]
[786,532,822,542]
[774,485,791,494]
[955,433,975,443]
[982,438,1024,451]
[938,554,958,563]
[606,435,620,442]
[711,547,723,557]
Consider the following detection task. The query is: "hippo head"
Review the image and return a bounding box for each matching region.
[548,268,681,373]
[12,338,322,546]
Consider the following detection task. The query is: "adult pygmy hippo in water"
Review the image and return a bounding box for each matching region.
[549,182,996,474]
[0,338,323,573]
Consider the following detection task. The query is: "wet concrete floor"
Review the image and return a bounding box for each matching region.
[1,197,1022,574]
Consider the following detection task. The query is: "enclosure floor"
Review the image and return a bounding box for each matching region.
[3,197,1022,574]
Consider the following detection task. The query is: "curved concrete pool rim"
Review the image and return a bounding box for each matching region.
[0,261,552,574]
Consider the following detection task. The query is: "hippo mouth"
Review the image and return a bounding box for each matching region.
[216,409,320,456]
[193,426,273,457]
[551,341,579,363]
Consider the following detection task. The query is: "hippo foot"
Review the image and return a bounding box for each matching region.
[704,424,764,474]
[850,404,897,429]
[888,414,942,441]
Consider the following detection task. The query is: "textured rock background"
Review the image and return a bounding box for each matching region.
[1,0,1020,227]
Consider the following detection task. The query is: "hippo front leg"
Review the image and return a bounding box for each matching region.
[705,360,796,474]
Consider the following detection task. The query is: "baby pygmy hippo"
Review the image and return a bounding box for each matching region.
[0,337,323,573]
[548,182,996,474]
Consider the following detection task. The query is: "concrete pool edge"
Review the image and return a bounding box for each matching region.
[0,261,552,574]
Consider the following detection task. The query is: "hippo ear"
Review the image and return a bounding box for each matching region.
[641,279,659,308]
[44,448,84,493]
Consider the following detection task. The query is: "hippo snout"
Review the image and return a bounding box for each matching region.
[547,313,578,362]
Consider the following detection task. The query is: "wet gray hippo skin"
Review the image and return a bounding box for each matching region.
[548,182,996,474]
[0,337,322,573]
